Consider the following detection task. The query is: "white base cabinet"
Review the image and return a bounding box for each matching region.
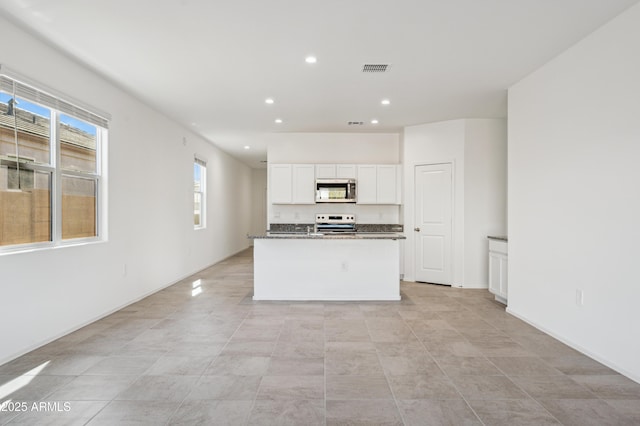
[488,238,508,304]
[253,238,400,301]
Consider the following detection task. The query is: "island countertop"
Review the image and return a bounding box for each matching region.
[248,232,406,240]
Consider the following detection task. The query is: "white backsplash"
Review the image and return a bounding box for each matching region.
[270,204,401,224]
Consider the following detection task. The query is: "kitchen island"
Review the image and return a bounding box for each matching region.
[248,232,405,301]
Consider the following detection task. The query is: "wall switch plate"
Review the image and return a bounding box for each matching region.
[576,289,584,306]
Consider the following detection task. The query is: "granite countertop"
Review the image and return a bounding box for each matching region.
[487,235,508,242]
[254,223,406,240]
[249,232,406,240]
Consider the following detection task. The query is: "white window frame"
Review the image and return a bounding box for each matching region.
[194,157,206,230]
[0,65,109,254]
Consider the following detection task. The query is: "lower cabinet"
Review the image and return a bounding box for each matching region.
[488,238,508,304]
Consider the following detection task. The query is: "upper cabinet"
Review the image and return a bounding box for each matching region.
[377,165,400,204]
[269,164,293,204]
[270,163,400,205]
[315,164,336,179]
[357,165,401,205]
[336,164,357,179]
[270,164,315,204]
[315,164,357,179]
[292,164,315,204]
[356,165,377,204]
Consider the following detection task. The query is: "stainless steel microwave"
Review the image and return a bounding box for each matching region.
[315,178,356,203]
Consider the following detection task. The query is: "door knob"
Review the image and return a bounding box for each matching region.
[414,227,420,232]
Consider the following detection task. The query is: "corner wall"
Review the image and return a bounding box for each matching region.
[0,15,253,365]
[508,3,640,381]
[403,119,506,288]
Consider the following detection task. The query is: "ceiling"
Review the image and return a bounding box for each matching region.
[1,0,638,168]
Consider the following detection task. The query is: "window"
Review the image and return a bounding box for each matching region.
[0,67,109,251]
[193,157,206,229]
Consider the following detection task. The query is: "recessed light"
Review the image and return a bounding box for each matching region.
[244,145,250,150]
[305,56,317,64]
[381,99,391,105]
[371,119,379,124]
[275,118,283,124]
[265,98,274,104]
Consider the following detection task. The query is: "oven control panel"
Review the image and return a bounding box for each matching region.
[315,214,355,224]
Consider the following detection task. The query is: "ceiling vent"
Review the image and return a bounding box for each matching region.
[362,64,390,73]
[348,121,364,126]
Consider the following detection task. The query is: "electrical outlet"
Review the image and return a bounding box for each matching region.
[575,289,584,306]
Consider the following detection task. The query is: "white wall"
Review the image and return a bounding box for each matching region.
[508,3,640,382]
[403,119,506,288]
[267,133,402,224]
[267,133,400,164]
[0,15,253,365]
[464,120,508,287]
[250,169,268,236]
[403,120,466,285]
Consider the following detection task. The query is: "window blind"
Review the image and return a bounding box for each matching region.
[0,66,110,129]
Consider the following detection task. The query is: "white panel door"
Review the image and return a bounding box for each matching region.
[414,163,452,284]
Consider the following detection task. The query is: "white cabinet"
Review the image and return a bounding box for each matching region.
[315,164,336,178]
[488,238,508,304]
[357,165,401,204]
[270,163,400,205]
[356,165,378,204]
[269,164,293,204]
[377,165,400,204]
[336,164,357,178]
[269,164,315,204]
[315,164,357,179]
[292,164,315,204]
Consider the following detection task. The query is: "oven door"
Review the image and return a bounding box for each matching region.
[316,223,356,233]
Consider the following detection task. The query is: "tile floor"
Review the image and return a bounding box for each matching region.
[1,248,640,425]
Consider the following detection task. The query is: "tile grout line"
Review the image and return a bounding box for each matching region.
[366,312,409,426]
[408,302,488,426]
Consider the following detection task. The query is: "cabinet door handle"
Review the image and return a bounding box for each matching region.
[414,227,420,232]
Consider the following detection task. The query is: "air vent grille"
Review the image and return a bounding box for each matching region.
[362,64,390,73]
[348,121,364,126]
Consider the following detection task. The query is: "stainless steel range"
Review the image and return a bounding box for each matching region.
[315,214,356,233]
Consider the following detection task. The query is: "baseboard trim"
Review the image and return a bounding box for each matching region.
[0,245,251,367]
[506,307,640,384]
